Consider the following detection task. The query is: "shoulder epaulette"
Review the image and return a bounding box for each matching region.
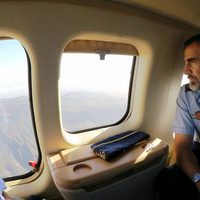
[185,84,192,92]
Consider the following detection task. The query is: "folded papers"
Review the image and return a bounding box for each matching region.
[91,131,150,161]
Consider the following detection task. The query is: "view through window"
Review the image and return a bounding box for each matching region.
[60,52,135,132]
[0,39,39,178]
[181,74,189,86]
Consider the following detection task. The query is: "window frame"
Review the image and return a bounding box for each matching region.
[0,38,42,181]
[60,40,138,133]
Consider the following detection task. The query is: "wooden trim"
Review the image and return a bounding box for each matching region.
[64,40,138,55]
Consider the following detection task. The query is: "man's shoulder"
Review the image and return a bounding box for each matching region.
[184,83,192,92]
[179,84,200,103]
[179,84,192,95]
[177,84,194,102]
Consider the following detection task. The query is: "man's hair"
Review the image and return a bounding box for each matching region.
[184,33,200,49]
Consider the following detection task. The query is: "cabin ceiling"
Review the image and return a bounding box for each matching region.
[107,0,200,29]
[1,0,200,29]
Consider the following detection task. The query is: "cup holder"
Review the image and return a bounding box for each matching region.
[73,163,92,174]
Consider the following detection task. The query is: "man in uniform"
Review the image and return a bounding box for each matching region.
[156,33,200,200]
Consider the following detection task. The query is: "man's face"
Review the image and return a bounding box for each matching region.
[184,42,200,91]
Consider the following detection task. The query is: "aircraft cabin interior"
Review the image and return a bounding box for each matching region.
[0,0,199,200]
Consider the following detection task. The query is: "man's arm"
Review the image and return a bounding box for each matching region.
[174,133,200,190]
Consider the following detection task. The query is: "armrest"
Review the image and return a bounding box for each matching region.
[48,138,168,189]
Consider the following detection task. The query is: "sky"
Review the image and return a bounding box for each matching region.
[0,39,134,99]
[0,39,28,98]
[60,53,133,95]
[181,74,189,86]
[0,38,188,99]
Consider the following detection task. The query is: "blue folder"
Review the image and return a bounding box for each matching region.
[91,131,150,161]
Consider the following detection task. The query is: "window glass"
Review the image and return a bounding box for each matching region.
[181,74,189,86]
[0,39,39,178]
[60,49,135,132]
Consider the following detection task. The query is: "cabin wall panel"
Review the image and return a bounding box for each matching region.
[0,1,198,198]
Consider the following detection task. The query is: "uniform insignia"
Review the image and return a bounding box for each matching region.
[191,111,200,120]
